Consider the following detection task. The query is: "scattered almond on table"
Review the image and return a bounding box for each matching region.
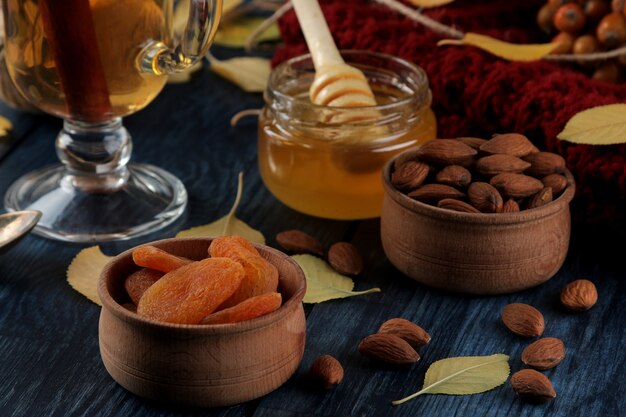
[501,303,545,338]
[510,369,557,404]
[560,279,598,311]
[309,355,344,390]
[521,337,566,370]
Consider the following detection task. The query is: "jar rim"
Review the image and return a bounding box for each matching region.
[266,49,431,112]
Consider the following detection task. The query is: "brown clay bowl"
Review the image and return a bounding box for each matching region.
[381,150,576,295]
[98,237,306,407]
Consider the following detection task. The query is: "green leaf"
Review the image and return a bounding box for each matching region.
[392,354,510,405]
[207,55,271,93]
[66,246,113,306]
[438,33,558,62]
[291,254,380,303]
[557,104,626,145]
[214,16,280,48]
[176,172,265,244]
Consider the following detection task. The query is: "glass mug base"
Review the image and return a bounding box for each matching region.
[4,163,187,242]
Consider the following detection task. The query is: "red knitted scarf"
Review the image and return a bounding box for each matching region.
[273,0,626,231]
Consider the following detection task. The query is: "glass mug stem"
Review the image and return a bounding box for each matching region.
[56,118,131,193]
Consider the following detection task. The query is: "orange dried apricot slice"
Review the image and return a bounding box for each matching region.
[137,258,244,324]
[200,292,282,325]
[124,268,163,305]
[208,236,279,308]
[132,245,192,273]
[208,235,260,258]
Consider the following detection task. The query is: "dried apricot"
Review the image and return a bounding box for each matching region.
[208,235,260,259]
[124,268,163,305]
[137,258,245,324]
[209,236,279,308]
[200,292,282,325]
[220,255,279,308]
[132,245,192,272]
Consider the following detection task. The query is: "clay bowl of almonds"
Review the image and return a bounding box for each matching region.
[97,236,306,407]
[381,133,575,295]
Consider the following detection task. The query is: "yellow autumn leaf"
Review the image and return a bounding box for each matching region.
[176,172,265,244]
[67,246,114,306]
[393,354,510,405]
[214,17,280,48]
[557,104,626,145]
[207,55,271,92]
[291,254,380,303]
[438,33,559,62]
[0,115,13,136]
[408,0,455,8]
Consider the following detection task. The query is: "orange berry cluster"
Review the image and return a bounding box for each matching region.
[537,0,626,82]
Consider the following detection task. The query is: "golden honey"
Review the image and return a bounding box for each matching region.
[258,51,437,220]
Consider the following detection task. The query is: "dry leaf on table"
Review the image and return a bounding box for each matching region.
[438,33,559,62]
[214,16,280,48]
[0,115,12,136]
[176,172,265,244]
[392,353,510,405]
[408,0,456,8]
[557,104,626,145]
[291,254,380,303]
[67,246,113,306]
[207,54,271,92]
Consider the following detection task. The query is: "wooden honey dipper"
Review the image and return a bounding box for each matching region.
[291,0,378,108]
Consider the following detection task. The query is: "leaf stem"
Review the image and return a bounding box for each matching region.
[391,356,508,406]
[222,172,244,236]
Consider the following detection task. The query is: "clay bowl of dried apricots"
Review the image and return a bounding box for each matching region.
[381,134,575,295]
[97,236,306,408]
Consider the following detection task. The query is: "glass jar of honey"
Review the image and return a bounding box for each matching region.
[258,50,436,220]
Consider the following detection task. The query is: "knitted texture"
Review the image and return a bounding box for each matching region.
[273,0,626,230]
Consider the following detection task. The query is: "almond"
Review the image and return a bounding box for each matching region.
[468,182,503,213]
[523,152,566,176]
[377,318,431,350]
[475,154,531,176]
[358,333,419,365]
[510,369,556,403]
[309,355,344,390]
[437,198,481,213]
[391,161,430,191]
[502,198,520,213]
[415,139,477,167]
[560,279,598,311]
[328,242,363,276]
[456,136,488,150]
[479,133,536,157]
[501,303,545,337]
[276,230,324,256]
[490,173,544,198]
[436,165,472,187]
[526,187,553,209]
[408,184,466,203]
[541,173,568,195]
[521,337,566,370]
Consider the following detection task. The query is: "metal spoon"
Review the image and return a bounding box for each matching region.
[0,210,42,254]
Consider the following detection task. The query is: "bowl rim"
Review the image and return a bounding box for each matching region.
[98,237,306,334]
[382,146,576,225]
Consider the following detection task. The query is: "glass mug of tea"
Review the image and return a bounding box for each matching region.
[1,0,222,242]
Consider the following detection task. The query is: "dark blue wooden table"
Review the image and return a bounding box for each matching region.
[0,58,624,417]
